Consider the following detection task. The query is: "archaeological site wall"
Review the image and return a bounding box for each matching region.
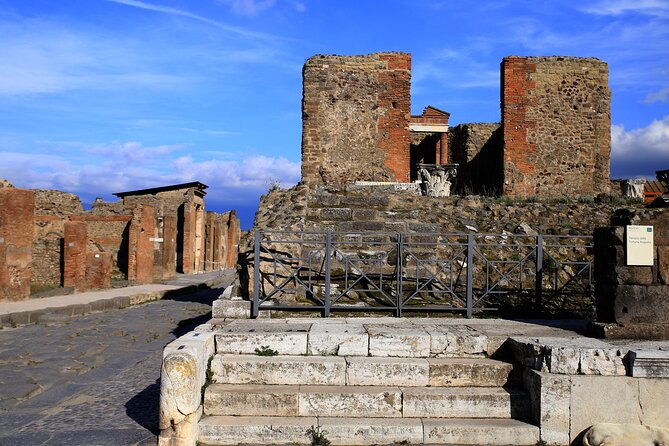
[0,181,240,302]
[501,56,611,197]
[0,188,34,301]
[301,52,412,186]
[448,123,503,195]
[594,209,669,338]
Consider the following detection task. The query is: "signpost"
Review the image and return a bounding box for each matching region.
[626,225,654,266]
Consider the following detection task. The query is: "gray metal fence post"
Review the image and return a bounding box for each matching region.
[535,234,543,312]
[324,230,332,317]
[396,233,403,318]
[252,230,260,318]
[466,233,474,318]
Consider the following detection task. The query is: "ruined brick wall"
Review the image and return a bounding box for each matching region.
[301,52,411,186]
[63,221,87,289]
[127,205,156,283]
[502,56,611,197]
[78,215,132,281]
[32,190,84,287]
[0,188,34,301]
[449,123,503,195]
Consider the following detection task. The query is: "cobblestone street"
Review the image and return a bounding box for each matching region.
[0,274,232,445]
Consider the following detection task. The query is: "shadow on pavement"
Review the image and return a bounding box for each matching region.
[125,380,160,436]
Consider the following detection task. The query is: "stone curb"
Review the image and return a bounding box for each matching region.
[0,275,230,329]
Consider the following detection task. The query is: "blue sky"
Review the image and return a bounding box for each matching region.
[1,0,668,228]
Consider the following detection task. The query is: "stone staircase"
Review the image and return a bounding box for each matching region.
[196,320,540,445]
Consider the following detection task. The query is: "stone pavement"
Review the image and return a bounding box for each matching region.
[0,270,235,446]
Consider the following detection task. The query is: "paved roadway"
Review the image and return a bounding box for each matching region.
[0,272,234,446]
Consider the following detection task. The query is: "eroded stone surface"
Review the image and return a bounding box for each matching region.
[402,387,527,419]
[423,418,540,445]
[210,354,346,385]
[204,384,298,417]
[307,323,368,356]
[198,416,315,445]
[366,324,430,357]
[298,385,402,418]
[345,357,429,386]
[319,417,423,446]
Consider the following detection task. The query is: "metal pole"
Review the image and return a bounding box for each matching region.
[324,230,331,317]
[396,233,403,318]
[466,233,474,318]
[252,230,260,318]
[535,234,543,312]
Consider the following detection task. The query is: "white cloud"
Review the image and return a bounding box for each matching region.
[611,116,669,178]
[644,87,669,103]
[219,0,277,16]
[0,18,185,95]
[107,0,281,40]
[0,143,300,210]
[581,0,669,17]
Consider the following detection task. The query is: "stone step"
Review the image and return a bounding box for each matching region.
[211,354,516,387]
[213,320,494,358]
[198,416,540,445]
[402,387,529,419]
[204,384,528,419]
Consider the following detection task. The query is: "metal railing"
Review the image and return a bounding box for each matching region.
[252,230,594,318]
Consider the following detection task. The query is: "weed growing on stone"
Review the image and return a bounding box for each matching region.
[200,356,214,401]
[306,425,331,446]
[254,345,279,356]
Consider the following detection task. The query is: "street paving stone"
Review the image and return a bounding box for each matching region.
[0,274,232,446]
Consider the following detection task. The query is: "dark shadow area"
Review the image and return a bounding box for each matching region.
[117,222,131,277]
[176,204,184,273]
[125,379,160,436]
[410,134,439,182]
[454,127,503,195]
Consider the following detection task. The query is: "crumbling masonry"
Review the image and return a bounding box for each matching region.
[0,181,241,302]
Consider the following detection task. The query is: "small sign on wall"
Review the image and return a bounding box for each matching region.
[626,225,654,266]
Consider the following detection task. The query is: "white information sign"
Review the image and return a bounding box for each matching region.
[626,225,654,266]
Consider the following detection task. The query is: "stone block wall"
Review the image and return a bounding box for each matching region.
[63,221,87,290]
[594,209,669,326]
[128,205,157,284]
[448,123,503,195]
[32,190,84,287]
[301,52,411,186]
[0,188,34,302]
[501,56,611,197]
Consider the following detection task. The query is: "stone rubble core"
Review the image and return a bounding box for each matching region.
[159,317,669,446]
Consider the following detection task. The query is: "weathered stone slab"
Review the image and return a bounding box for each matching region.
[366,324,430,357]
[524,369,571,446]
[198,415,316,445]
[427,358,515,387]
[159,331,215,431]
[423,418,540,445]
[345,357,429,386]
[214,324,310,355]
[307,324,368,356]
[639,378,669,427]
[425,325,488,357]
[570,376,643,443]
[402,387,527,419]
[211,354,346,385]
[204,384,299,416]
[319,417,423,445]
[509,336,626,375]
[298,385,402,418]
[211,299,251,319]
[628,349,669,377]
[158,407,200,446]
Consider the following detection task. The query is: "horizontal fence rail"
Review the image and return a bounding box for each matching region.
[252,230,594,318]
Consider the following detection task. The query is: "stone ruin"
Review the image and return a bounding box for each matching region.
[300,52,612,198]
[0,181,241,302]
[234,51,668,321]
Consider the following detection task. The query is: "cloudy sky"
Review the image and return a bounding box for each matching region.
[1,0,668,227]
